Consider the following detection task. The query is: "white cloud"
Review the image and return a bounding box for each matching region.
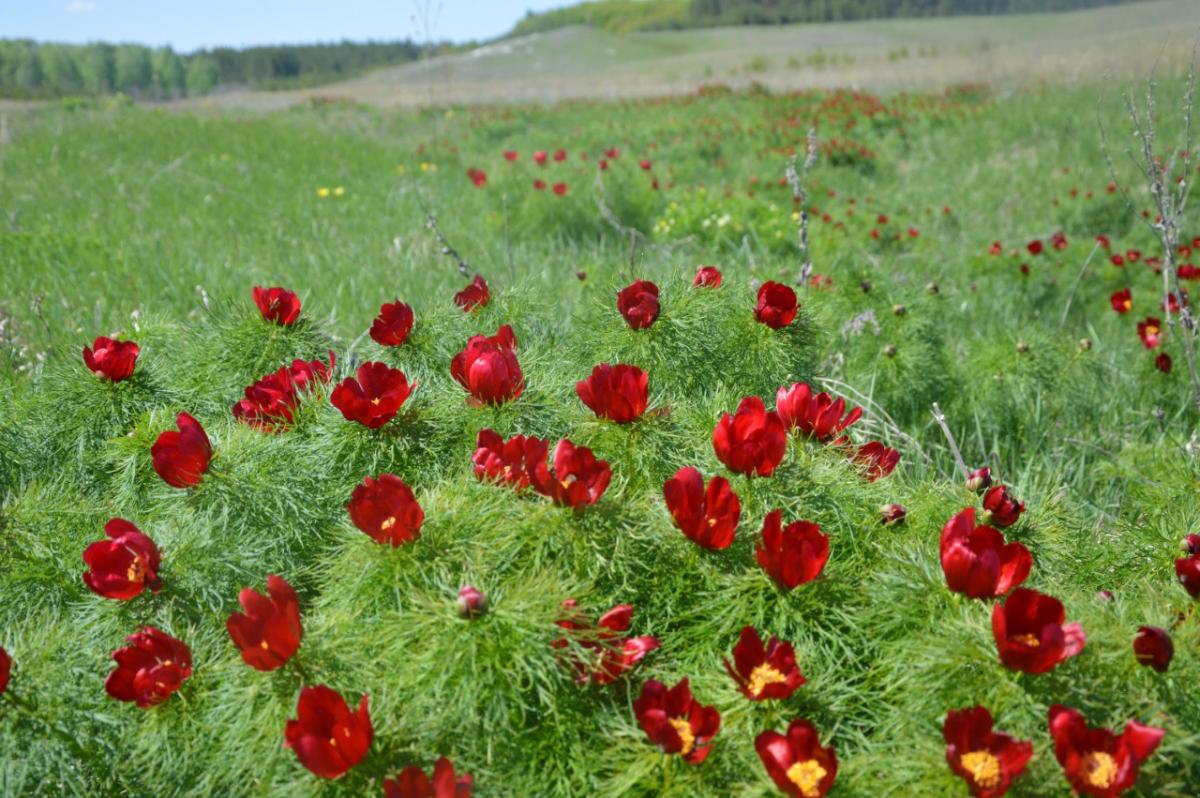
[65,1,96,12]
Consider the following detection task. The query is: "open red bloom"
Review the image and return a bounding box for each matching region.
[1136,316,1163,349]
[775,383,862,441]
[285,685,372,779]
[576,363,649,423]
[83,336,140,381]
[1177,534,1200,597]
[1048,705,1164,798]
[1132,626,1173,672]
[450,324,524,405]
[529,439,611,508]
[151,412,211,488]
[755,281,798,329]
[724,626,805,701]
[331,362,414,429]
[0,646,11,695]
[1110,288,1133,314]
[232,353,333,431]
[713,396,787,477]
[633,678,720,764]
[854,441,900,481]
[105,626,191,708]
[992,588,1085,674]
[617,280,660,329]
[287,352,336,391]
[756,510,829,590]
[226,574,302,671]
[554,600,659,685]
[454,275,490,312]
[471,428,548,491]
[943,706,1033,798]
[662,467,740,550]
[347,474,424,546]
[940,508,1032,599]
[253,285,301,325]
[370,300,415,347]
[755,718,838,798]
[83,518,161,600]
[982,485,1024,527]
[383,757,473,798]
[693,265,722,287]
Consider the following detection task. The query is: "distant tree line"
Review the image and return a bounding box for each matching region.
[0,39,446,100]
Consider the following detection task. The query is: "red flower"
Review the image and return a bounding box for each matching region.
[755,281,799,329]
[662,467,740,550]
[966,467,993,492]
[529,439,611,508]
[1176,534,1200,597]
[552,182,568,196]
[755,718,838,798]
[449,324,524,405]
[633,678,720,764]
[532,179,546,190]
[604,147,620,158]
[253,285,301,325]
[553,148,567,162]
[1026,240,1043,256]
[383,757,473,798]
[370,300,415,347]
[347,474,424,547]
[466,167,486,188]
[151,412,211,488]
[988,241,1003,255]
[286,352,336,391]
[1136,316,1162,349]
[330,362,415,429]
[1051,230,1068,250]
[693,265,722,287]
[940,508,1032,599]
[83,336,139,381]
[454,275,490,312]
[1155,352,1172,373]
[226,574,302,671]
[992,588,1085,674]
[1111,253,1126,267]
[576,363,649,423]
[880,503,907,525]
[83,519,161,600]
[943,706,1033,798]
[1110,288,1132,314]
[639,159,652,171]
[775,383,862,442]
[616,280,660,329]
[233,367,301,430]
[105,626,191,708]
[713,396,788,477]
[1132,626,1173,672]
[503,149,518,162]
[853,441,900,481]
[285,685,372,779]
[982,485,1025,527]
[724,626,805,701]
[756,510,829,590]
[0,646,10,695]
[1048,705,1164,798]
[554,600,659,685]
[471,428,548,491]
[1126,249,1142,262]
[533,150,547,165]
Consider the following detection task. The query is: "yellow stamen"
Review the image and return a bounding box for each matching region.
[371,397,381,406]
[786,759,828,797]
[126,557,146,583]
[259,641,270,651]
[1084,752,1117,789]
[669,718,695,756]
[960,751,1002,789]
[746,663,788,697]
[707,517,718,527]
[1012,634,1039,647]
[380,517,396,531]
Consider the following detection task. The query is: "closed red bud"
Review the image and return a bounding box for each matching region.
[83,336,140,381]
[450,324,524,405]
[880,503,906,525]
[617,280,660,329]
[965,467,992,492]
[1132,626,1173,672]
[982,485,1024,527]
[755,281,798,329]
[151,412,212,488]
[456,586,488,619]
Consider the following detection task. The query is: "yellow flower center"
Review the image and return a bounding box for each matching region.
[1084,752,1117,789]
[786,759,827,797]
[371,397,382,406]
[707,517,718,527]
[960,750,1002,789]
[259,640,270,651]
[669,718,695,756]
[380,516,396,531]
[1012,633,1039,647]
[126,557,146,583]
[747,663,787,697]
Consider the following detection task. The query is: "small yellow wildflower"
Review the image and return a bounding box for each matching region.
[333,186,345,197]
[317,187,330,198]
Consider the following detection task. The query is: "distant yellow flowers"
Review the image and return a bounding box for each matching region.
[316,186,346,199]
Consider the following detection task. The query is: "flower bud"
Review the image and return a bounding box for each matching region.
[883,344,897,358]
[965,467,992,493]
[1016,340,1030,354]
[879,503,907,525]
[892,304,906,316]
[456,585,488,619]
[926,282,939,294]
[1078,338,1092,351]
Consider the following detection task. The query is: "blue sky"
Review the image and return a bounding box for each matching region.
[2,0,571,50]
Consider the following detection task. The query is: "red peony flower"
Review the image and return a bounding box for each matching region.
[755,281,799,329]
[105,626,191,708]
[286,352,336,391]
[471,428,548,491]
[940,508,1032,599]
[233,367,302,430]
[880,503,907,525]
[756,510,829,590]
[966,467,993,492]
[1132,626,1173,672]
[347,474,424,547]
[383,757,473,798]
[992,588,1085,674]
[616,280,660,329]
[552,182,568,196]
[662,466,740,550]
[450,324,524,405]
[1176,534,1200,597]
[532,179,546,190]
[370,300,415,347]
[151,412,212,488]
[775,383,862,442]
[1155,352,1172,373]
[533,150,547,165]
[724,626,805,701]
[576,363,649,423]
[83,336,140,381]
[503,149,518,162]
[466,167,486,188]
[604,147,620,159]
[226,574,302,671]
[713,396,788,477]
[1051,231,1068,250]
[529,439,611,509]
[853,441,900,481]
[639,159,652,171]
[1026,240,1044,256]
[1137,316,1163,349]
[693,265,722,287]
[988,241,1003,255]
[253,285,301,325]
[330,362,415,429]
[943,706,1033,798]
[83,518,161,600]
[285,685,372,779]
[633,678,720,764]
[553,148,566,162]
[982,485,1025,527]
[755,718,838,798]
[554,600,659,685]
[1048,705,1164,798]
[454,275,490,312]
[1110,288,1133,314]
[0,646,10,695]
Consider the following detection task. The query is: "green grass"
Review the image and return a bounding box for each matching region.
[1,66,1199,797]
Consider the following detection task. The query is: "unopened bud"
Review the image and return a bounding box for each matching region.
[883,344,897,358]
[879,503,907,525]
[456,585,488,619]
[860,280,872,293]
[1016,341,1030,354]
[926,282,939,294]
[965,467,992,493]
[892,304,906,316]
[1078,338,1092,351]
[1182,534,1200,555]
